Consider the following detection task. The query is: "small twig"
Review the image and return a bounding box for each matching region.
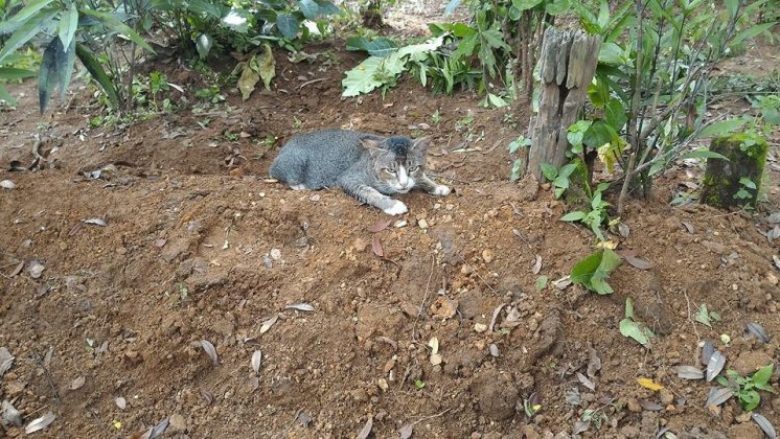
[409,407,454,426]
[297,78,327,90]
[411,255,436,343]
[31,351,60,401]
[683,290,701,342]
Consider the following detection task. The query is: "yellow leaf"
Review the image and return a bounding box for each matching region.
[112,420,122,430]
[238,58,260,101]
[637,377,663,391]
[595,240,618,250]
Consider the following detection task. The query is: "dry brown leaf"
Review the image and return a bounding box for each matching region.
[371,236,384,257]
[576,372,596,391]
[532,255,542,274]
[752,413,777,439]
[251,350,263,374]
[200,340,219,366]
[706,351,726,382]
[618,251,654,270]
[0,347,13,377]
[399,423,414,438]
[24,412,56,434]
[368,219,392,233]
[260,314,279,334]
[357,417,373,439]
[285,303,314,312]
[70,376,85,390]
[10,261,23,277]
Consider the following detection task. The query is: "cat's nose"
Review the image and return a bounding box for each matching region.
[397,166,409,187]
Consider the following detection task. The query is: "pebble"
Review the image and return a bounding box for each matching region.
[627,398,642,413]
[169,413,187,432]
[0,180,16,189]
[474,323,487,333]
[270,248,282,260]
[482,249,494,263]
[418,219,429,229]
[394,220,407,228]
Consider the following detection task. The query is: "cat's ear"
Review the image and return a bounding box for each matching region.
[411,136,431,154]
[360,137,383,156]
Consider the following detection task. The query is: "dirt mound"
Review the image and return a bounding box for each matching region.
[1,43,779,438]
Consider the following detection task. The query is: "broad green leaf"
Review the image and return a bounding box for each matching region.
[512,0,544,11]
[195,33,212,59]
[540,163,558,181]
[257,43,275,90]
[752,364,773,387]
[276,14,299,39]
[314,0,340,15]
[620,319,653,348]
[79,9,154,53]
[739,177,757,190]
[0,67,35,80]
[486,93,508,108]
[568,120,593,150]
[694,304,712,327]
[75,43,119,109]
[0,84,15,105]
[597,0,609,30]
[732,22,775,47]
[238,60,260,100]
[724,0,738,19]
[605,98,626,130]
[570,249,621,294]
[741,390,760,411]
[697,118,746,139]
[561,211,586,222]
[682,149,730,161]
[0,9,56,65]
[535,275,548,290]
[342,56,384,97]
[298,0,319,19]
[58,2,78,50]
[345,37,396,57]
[0,0,53,34]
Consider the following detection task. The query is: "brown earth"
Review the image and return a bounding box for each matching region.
[1,38,780,439]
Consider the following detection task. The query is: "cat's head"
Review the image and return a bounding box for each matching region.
[361,135,430,194]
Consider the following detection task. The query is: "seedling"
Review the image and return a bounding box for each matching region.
[717,364,775,411]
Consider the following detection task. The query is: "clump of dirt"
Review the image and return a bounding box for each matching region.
[1,39,779,439]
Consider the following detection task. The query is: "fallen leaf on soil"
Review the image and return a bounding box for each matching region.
[773,255,780,270]
[573,420,589,435]
[368,218,392,233]
[285,303,314,312]
[705,386,733,407]
[682,221,695,233]
[251,350,262,374]
[260,314,279,334]
[295,411,313,428]
[115,397,127,410]
[1,400,22,427]
[0,180,16,189]
[637,378,663,391]
[752,413,777,439]
[357,417,373,439]
[428,337,439,355]
[700,340,715,366]
[248,376,259,392]
[618,223,630,238]
[83,218,107,227]
[429,297,457,320]
[0,347,13,377]
[676,365,704,380]
[620,253,653,270]
[489,344,499,358]
[27,260,45,279]
[706,351,726,382]
[24,412,56,434]
[399,423,414,438]
[200,340,219,366]
[141,417,170,439]
[577,372,596,391]
[70,376,85,390]
[553,276,572,290]
[639,399,662,411]
[430,353,442,366]
[532,255,542,274]
[746,322,770,344]
[371,236,384,257]
[200,390,214,405]
[488,303,506,332]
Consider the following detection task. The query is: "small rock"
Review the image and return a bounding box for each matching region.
[627,398,642,413]
[482,249,494,263]
[418,219,429,229]
[0,180,16,189]
[659,389,674,405]
[394,220,407,228]
[429,297,458,320]
[461,264,474,275]
[169,414,187,433]
[474,323,487,333]
[732,351,773,376]
[353,238,368,252]
[270,248,282,260]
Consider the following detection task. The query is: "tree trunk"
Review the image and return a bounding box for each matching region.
[700,134,768,208]
[526,28,601,181]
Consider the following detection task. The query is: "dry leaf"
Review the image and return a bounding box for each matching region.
[357,417,373,439]
[746,322,770,344]
[488,303,506,332]
[0,180,16,189]
[285,303,314,312]
[706,351,726,382]
[532,255,542,274]
[677,365,704,380]
[27,260,45,279]
[141,417,170,439]
[1,400,22,427]
[0,347,13,377]
[260,314,279,334]
[489,344,499,358]
[618,223,630,237]
[427,337,439,355]
[368,219,392,233]
[429,353,442,366]
[84,218,107,227]
[682,221,695,233]
[371,236,384,257]
[700,340,715,366]
[251,350,263,374]
[637,377,663,391]
[705,387,733,407]
[577,372,596,391]
[639,399,663,411]
[10,261,23,277]
[621,254,653,270]
[70,376,85,390]
[587,347,601,378]
[200,390,214,405]
[752,413,777,439]
[24,412,56,434]
[115,397,127,410]
[200,340,219,366]
[399,423,414,439]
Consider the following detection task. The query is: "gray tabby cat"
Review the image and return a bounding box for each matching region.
[269,129,450,215]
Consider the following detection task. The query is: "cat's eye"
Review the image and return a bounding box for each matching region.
[408,165,419,173]
[382,168,394,175]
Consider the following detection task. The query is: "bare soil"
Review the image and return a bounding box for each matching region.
[1,37,780,439]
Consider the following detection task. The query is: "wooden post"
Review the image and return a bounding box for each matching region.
[700,134,768,208]
[526,28,601,181]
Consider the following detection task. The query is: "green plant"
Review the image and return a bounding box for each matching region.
[619,297,654,348]
[508,135,531,181]
[560,182,611,241]
[717,364,775,411]
[570,249,621,295]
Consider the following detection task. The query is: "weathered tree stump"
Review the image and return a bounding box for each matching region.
[700,134,768,208]
[526,28,601,181]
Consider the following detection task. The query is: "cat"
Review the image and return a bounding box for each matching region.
[269,129,451,215]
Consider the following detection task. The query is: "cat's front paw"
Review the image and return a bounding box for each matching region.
[432,185,451,196]
[383,200,408,216]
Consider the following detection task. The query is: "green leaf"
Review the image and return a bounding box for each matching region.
[346,37,396,57]
[682,149,730,161]
[694,304,712,327]
[298,0,319,19]
[58,2,78,51]
[0,67,36,80]
[37,36,74,113]
[732,22,776,47]
[314,0,340,15]
[570,249,621,295]
[0,84,15,105]
[238,60,259,101]
[0,9,56,65]
[342,56,384,97]
[486,93,508,108]
[752,364,773,387]
[624,297,635,319]
[276,13,299,39]
[512,0,544,11]
[619,319,652,348]
[540,163,558,181]
[195,33,212,59]
[740,390,760,411]
[257,43,275,90]
[79,9,154,53]
[605,98,626,130]
[535,275,548,290]
[0,0,54,34]
[75,43,119,109]
[561,211,586,222]
[568,120,593,150]
[740,177,757,190]
[697,118,746,139]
